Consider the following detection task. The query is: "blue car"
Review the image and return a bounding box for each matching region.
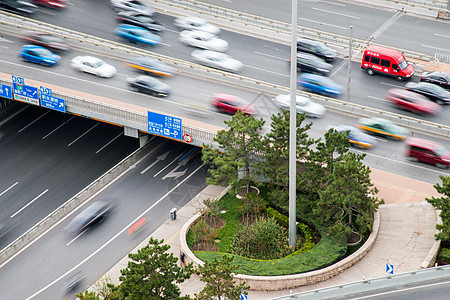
[114,24,161,46]
[298,73,343,97]
[328,125,377,149]
[19,45,60,66]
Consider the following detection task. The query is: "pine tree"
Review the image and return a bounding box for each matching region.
[427,175,450,241]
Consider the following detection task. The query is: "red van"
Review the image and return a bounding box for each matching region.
[405,137,450,168]
[361,45,414,81]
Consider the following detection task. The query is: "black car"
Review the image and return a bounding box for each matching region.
[127,75,171,97]
[294,52,333,76]
[20,32,70,52]
[297,38,336,62]
[115,11,165,33]
[65,201,113,236]
[0,0,36,14]
[405,82,450,105]
[420,71,450,90]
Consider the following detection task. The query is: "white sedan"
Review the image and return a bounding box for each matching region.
[179,30,229,52]
[191,50,243,73]
[174,16,220,35]
[273,94,326,118]
[71,56,117,78]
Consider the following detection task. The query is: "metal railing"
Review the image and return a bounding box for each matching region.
[390,0,448,10]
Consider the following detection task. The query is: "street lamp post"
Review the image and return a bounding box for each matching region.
[346,26,353,102]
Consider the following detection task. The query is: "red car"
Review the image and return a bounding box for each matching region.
[385,88,441,115]
[31,0,67,9]
[405,137,450,168]
[20,32,69,52]
[211,94,256,115]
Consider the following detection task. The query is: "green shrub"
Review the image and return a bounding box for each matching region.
[438,247,450,263]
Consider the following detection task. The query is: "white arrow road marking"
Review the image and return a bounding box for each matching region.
[153,149,189,178]
[141,151,170,174]
[162,164,187,180]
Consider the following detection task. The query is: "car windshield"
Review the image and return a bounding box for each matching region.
[398,58,408,70]
[93,60,105,68]
[35,48,51,56]
[315,43,327,52]
[426,84,446,96]
[41,36,61,43]
[435,145,447,156]
[295,97,308,107]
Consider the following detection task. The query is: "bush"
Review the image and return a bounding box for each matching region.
[438,247,450,264]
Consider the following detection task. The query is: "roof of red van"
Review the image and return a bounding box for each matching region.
[405,137,442,150]
[365,45,404,61]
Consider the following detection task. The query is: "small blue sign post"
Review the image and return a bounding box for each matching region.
[386,262,394,275]
[0,83,13,99]
[147,111,182,140]
[40,86,66,113]
[240,294,248,300]
[12,76,39,106]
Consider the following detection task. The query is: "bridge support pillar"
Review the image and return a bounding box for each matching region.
[139,134,150,147]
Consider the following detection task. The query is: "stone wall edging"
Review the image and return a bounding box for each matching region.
[179,198,381,290]
[420,207,442,269]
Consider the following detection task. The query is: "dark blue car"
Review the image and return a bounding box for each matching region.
[114,24,161,46]
[19,45,60,66]
[298,73,343,97]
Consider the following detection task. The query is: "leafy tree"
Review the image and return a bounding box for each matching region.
[75,291,101,300]
[427,175,450,241]
[316,152,383,236]
[117,237,193,300]
[194,256,249,300]
[261,109,315,206]
[202,110,265,195]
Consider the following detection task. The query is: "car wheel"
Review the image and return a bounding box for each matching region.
[367,68,375,76]
[396,76,403,82]
[407,156,419,162]
[436,99,444,105]
[436,163,448,169]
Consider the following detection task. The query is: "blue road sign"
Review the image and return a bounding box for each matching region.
[147,111,182,140]
[0,83,13,99]
[40,86,66,113]
[240,294,248,300]
[386,263,394,274]
[12,76,39,105]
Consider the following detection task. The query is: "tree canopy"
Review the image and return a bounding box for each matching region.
[427,175,450,242]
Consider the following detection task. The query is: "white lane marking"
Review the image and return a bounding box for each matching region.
[245,64,289,77]
[368,10,403,41]
[10,189,49,218]
[298,17,347,30]
[0,45,9,49]
[67,123,100,146]
[320,0,346,6]
[434,32,450,39]
[0,36,14,43]
[160,42,171,47]
[165,28,179,34]
[18,110,52,133]
[95,132,123,154]
[368,95,389,102]
[24,163,205,300]
[66,228,89,246]
[0,182,19,197]
[37,9,56,16]
[42,116,75,139]
[153,150,187,177]
[312,7,360,19]
[421,44,450,53]
[380,81,402,88]
[352,280,450,299]
[254,51,287,61]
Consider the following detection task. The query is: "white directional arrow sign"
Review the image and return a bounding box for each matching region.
[162,164,187,180]
[141,151,170,174]
[386,263,394,274]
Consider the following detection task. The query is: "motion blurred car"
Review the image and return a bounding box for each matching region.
[211,94,256,115]
[62,271,85,294]
[127,56,176,77]
[297,73,343,97]
[19,45,60,66]
[273,94,325,118]
[115,24,161,45]
[328,125,376,149]
[179,30,228,52]
[127,75,171,97]
[386,88,441,115]
[405,82,450,105]
[20,32,69,52]
[115,11,165,33]
[358,117,409,140]
[71,56,117,78]
[0,0,36,14]
[65,201,113,236]
[293,52,332,76]
[191,50,243,73]
[31,0,67,9]
[174,16,220,35]
[297,38,336,62]
[405,137,450,168]
[420,71,450,90]
[110,0,155,16]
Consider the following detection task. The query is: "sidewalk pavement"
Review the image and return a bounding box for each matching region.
[93,168,442,299]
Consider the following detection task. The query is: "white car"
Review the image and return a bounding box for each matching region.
[273,94,326,118]
[179,30,229,52]
[191,50,243,73]
[71,56,117,78]
[174,16,220,35]
[110,0,155,17]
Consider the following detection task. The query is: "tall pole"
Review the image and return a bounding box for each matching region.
[346,26,353,102]
[289,0,298,247]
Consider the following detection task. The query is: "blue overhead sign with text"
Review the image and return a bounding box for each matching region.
[40,86,66,113]
[12,76,39,105]
[147,111,182,140]
[0,83,12,99]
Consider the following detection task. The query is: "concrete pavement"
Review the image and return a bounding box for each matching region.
[91,168,442,299]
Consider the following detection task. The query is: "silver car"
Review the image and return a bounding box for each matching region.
[191,50,242,73]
